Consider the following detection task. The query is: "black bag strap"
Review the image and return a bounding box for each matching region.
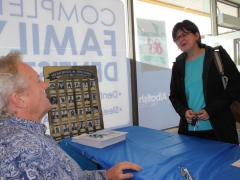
[213,46,228,89]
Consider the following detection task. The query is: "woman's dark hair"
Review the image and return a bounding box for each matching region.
[172,20,202,48]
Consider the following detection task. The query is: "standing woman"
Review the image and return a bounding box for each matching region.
[169,20,240,144]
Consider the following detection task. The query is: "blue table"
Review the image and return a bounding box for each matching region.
[60,126,240,180]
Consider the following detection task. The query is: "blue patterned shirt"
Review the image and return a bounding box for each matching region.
[0,117,106,180]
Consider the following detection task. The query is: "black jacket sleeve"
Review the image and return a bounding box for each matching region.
[169,62,190,118]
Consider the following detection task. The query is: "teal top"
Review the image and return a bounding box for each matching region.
[185,52,213,131]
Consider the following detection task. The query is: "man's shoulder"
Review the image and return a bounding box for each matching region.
[0,122,28,136]
[0,122,53,150]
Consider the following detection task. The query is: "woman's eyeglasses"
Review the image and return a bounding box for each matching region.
[174,32,192,42]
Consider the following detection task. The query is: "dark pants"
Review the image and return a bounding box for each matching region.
[187,130,219,141]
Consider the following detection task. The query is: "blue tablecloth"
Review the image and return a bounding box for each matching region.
[60,126,240,180]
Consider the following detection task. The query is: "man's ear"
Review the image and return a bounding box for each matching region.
[10,93,26,108]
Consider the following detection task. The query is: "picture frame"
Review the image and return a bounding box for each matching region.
[43,66,104,141]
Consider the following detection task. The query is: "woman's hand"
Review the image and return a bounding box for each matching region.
[185,109,195,123]
[195,109,210,120]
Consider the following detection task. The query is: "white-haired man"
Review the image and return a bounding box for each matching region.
[0,52,141,180]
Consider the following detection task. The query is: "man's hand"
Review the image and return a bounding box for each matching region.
[106,162,141,180]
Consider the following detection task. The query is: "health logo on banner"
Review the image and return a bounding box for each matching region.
[137,18,168,68]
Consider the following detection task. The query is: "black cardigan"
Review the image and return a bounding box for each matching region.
[169,44,240,144]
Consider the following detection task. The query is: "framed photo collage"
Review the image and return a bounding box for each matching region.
[43,66,104,141]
